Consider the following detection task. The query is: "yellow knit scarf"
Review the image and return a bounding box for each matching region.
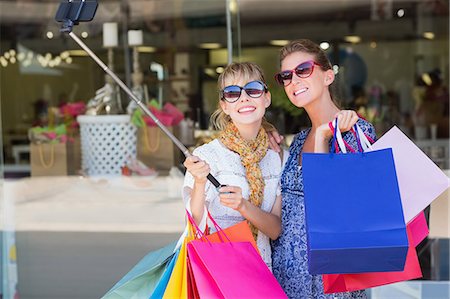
[219,121,269,240]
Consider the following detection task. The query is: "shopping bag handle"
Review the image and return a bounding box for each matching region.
[185,210,232,245]
[330,118,373,153]
[206,211,231,244]
[185,210,211,244]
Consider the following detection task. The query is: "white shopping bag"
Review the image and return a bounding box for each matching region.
[357,126,449,223]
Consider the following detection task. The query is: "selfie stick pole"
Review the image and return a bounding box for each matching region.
[57,1,222,188]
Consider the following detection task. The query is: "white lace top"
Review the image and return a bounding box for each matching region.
[183,139,288,269]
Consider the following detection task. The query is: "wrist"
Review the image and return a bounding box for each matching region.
[194,178,207,186]
[316,127,333,141]
[238,199,250,214]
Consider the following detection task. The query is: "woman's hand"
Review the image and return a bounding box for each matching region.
[218,185,247,212]
[183,156,210,184]
[317,110,359,140]
[267,130,284,153]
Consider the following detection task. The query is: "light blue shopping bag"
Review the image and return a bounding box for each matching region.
[101,241,177,299]
[150,247,180,299]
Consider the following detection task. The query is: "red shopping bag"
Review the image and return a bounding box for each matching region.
[322,226,422,293]
[185,212,287,298]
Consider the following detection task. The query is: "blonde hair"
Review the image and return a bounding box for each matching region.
[210,62,275,132]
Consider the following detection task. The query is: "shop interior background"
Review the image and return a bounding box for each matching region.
[0,0,449,298]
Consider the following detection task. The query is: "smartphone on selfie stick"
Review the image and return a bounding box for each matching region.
[54,0,223,189]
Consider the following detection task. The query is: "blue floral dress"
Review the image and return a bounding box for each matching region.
[272,119,376,299]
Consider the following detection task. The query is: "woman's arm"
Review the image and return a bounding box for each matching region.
[183,156,210,225]
[218,186,282,240]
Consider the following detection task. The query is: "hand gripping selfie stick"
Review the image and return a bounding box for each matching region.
[55,0,222,188]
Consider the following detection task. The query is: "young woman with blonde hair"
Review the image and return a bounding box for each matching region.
[183,62,286,269]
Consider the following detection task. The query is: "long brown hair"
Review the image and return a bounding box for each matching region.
[280,39,340,107]
[210,62,275,132]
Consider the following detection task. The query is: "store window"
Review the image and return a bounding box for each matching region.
[1,1,449,298]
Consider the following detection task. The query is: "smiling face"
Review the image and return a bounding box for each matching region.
[281,51,334,109]
[219,77,271,127]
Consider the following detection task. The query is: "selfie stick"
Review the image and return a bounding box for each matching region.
[55,0,222,188]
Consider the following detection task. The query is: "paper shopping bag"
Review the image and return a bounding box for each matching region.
[429,185,450,238]
[150,248,180,299]
[137,126,181,175]
[323,226,422,293]
[101,241,177,299]
[184,211,286,298]
[204,213,258,252]
[364,126,450,223]
[408,211,429,247]
[187,240,286,298]
[162,228,195,298]
[302,122,408,274]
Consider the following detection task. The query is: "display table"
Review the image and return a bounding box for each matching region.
[3,175,186,233]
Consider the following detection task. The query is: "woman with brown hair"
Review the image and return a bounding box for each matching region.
[271,39,376,298]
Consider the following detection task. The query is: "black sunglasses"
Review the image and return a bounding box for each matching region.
[220,80,268,103]
[274,60,322,86]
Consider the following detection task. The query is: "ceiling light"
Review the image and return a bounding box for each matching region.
[229,0,238,14]
[332,65,339,75]
[17,53,25,61]
[344,35,361,44]
[81,32,89,38]
[47,31,54,39]
[4,52,10,59]
[199,43,221,49]
[397,9,405,18]
[320,42,330,50]
[269,40,290,47]
[423,32,435,40]
[421,73,432,86]
[204,68,216,77]
[9,49,16,56]
[216,66,224,74]
[65,57,73,64]
[10,57,16,64]
[137,46,157,53]
[370,42,377,49]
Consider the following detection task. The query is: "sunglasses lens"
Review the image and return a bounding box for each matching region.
[244,81,265,98]
[276,71,293,86]
[295,61,314,78]
[222,86,241,102]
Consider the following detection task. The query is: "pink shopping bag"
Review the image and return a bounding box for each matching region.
[187,241,287,298]
[408,211,429,247]
[185,211,287,298]
[361,126,450,223]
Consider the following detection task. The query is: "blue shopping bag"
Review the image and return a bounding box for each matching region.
[150,247,180,299]
[101,241,178,299]
[302,121,408,275]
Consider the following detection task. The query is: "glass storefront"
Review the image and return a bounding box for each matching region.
[1,1,449,298]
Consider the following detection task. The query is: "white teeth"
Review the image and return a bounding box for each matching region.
[294,87,308,95]
[238,107,256,113]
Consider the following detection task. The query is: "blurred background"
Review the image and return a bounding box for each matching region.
[0,0,449,298]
